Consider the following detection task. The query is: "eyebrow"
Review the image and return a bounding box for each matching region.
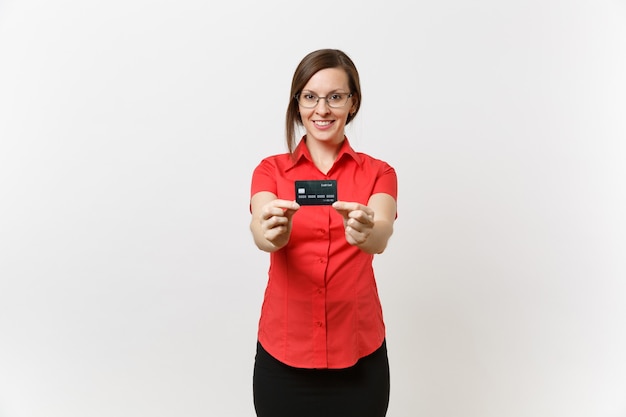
[301,89,350,94]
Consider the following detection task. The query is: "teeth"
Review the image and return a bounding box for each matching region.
[315,121,331,126]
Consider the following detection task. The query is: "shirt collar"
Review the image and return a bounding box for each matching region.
[288,136,363,171]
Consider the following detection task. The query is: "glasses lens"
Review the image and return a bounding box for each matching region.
[298,93,318,108]
[327,93,349,108]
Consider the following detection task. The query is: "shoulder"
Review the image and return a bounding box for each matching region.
[355,152,396,172]
[352,152,398,198]
[255,152,292,168]
[252,152,294,175]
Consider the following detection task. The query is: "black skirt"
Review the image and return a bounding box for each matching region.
[253,340,390,417]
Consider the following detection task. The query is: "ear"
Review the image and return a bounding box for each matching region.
[350,99,358,115]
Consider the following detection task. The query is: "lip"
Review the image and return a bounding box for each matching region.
[313,120,334,130]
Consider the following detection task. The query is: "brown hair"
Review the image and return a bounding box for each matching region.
[285,49,362,155]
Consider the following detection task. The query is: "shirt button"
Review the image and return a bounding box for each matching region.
[317,288,323,294]
[319,258,326,264]
[315,321,324,327]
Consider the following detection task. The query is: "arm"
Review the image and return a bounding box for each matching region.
[332,192,397,254]
[250,191,300,253]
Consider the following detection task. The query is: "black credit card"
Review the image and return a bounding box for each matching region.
[295,180,337,206]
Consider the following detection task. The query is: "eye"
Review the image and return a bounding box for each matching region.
[302,92,317,100]
[329,93,344,101]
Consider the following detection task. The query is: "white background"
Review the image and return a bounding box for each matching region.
[1,1,625,416]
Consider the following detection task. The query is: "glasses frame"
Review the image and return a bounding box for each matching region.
[295,91,354,109]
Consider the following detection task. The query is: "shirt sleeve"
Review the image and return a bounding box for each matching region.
[251,158,278,197]
[372,162,398,201]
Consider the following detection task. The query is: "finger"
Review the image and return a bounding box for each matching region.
[272,199,300,211]
[331,201,355,212]
[332,201,374,218]
[345,207,372,218]
[348,210,375,225]
[284,208,298,221]
[346,218,368,232]
[331,201,355,219]
[263,202,299,220]
[264,214,289,229]
[351,205,375,218]
[264,224,289,241]
[344,226,368,245]
[262,207,283,220]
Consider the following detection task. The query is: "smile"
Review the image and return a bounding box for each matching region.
[313,121,333,126]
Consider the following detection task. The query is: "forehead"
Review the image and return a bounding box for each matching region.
[302,67,350,92]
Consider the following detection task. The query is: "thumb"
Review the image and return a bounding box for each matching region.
[284,207,299,221]
[331,202,350,220]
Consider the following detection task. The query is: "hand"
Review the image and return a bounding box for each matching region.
[259,199,300,248]
[332,201,375,246]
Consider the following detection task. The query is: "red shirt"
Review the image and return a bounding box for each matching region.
[250,138,398,369]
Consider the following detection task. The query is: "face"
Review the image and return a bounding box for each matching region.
[299,67,356,147]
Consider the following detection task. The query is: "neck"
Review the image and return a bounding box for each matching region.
[305,137,344,174]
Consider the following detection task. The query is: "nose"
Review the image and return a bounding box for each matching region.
[315,97,331,113]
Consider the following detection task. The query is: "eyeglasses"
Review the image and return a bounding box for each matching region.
[295,91,353,108]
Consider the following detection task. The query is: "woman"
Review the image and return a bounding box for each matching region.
[249,48,398,417]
